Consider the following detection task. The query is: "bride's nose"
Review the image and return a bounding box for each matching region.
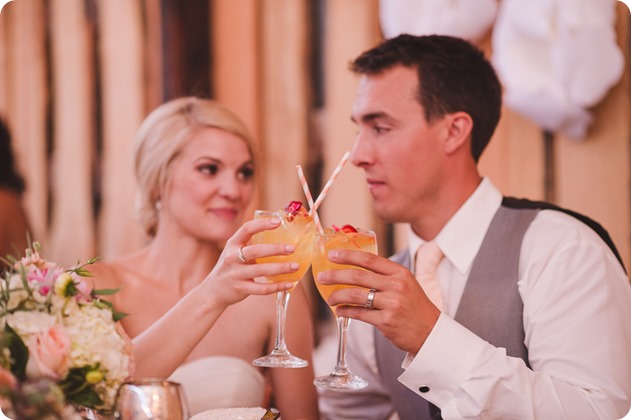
[218,175,241,200]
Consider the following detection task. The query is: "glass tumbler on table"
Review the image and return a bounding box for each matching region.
[251,209,315,368]
[114,379,189,420]
[312,227,377,390]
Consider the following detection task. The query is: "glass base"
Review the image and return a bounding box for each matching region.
[313,371,368,391]
[252,350,308,368]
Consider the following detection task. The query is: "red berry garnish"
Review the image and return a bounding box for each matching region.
[284,200,303,214]
[333,224,358,233]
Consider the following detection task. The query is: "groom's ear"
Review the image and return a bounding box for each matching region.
[443,112,473,156]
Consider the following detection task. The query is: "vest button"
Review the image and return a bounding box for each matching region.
[418,385,430,393]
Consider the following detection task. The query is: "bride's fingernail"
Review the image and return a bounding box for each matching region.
[270,218,281,226]
[285,244,295,253]
[290,263,299,271]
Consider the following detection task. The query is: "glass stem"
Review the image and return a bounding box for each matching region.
[333,316,351,373]
[273,290,291,353]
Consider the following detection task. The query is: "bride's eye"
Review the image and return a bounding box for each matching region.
[237,165,254,181]
[199,163,219,176]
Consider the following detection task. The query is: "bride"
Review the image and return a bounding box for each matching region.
[90,97,319,419]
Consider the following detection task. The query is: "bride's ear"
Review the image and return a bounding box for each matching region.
[443,112,473,156]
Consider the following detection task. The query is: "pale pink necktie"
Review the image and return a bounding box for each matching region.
[415,241,445,310]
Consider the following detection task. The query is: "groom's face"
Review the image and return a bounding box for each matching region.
[349,65,450,225]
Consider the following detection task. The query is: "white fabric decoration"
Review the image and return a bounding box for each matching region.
[492,0,624,139]
[379,0,498,42]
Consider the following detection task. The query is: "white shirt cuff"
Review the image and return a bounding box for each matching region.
[398,313,488,405]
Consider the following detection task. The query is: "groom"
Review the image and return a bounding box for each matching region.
[317,34,631,419]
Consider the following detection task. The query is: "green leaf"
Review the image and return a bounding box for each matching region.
[112,311,128,322]
[0,255,16,267]
[4,324,29,381]
[92,288,122,296]
[69,256,102,278]
[93,299,128,322]
[72,267,94,277]
[59,366,104,409]
[18,264,34,298]
[90,286,126,321]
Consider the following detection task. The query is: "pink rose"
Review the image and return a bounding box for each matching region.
[25,325,71,380]
[0,366,17,389]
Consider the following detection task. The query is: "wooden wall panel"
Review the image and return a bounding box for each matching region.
[480,108,546,200]
[555,5,630,269]
[0,7,8,116]
[142,0,164,112]
[211,0,263,211]
[47,0,96,266]
[211,0,260,140]
[320,0,382,239]
[7,0,48,243]
[97,0,146,258]
[260,0,310,209]
[478,32,546,202]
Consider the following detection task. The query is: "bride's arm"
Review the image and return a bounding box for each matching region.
[102,217,298,378]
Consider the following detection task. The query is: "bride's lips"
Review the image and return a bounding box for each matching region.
[209,207,239,219]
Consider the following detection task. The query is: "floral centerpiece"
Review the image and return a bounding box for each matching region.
[0,242,132,418]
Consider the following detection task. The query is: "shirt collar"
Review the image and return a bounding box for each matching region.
[407,177,502,274]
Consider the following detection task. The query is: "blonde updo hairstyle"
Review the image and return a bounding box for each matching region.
[134,97,255,238]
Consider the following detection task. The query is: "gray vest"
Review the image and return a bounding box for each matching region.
[374,205,537,420]
[374,197,624,420]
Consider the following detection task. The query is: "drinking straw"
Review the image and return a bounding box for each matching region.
[313,150,351,211]
[296,165,324,234]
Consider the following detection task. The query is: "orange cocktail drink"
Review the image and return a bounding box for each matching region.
[251,201,315,368]
[311,224,377,390]
[312,226,377,315]
[252,206,315,284]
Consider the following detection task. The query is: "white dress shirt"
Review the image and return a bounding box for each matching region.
[318,178,631,419]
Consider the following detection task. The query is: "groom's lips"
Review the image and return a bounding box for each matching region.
[365,177,385,193]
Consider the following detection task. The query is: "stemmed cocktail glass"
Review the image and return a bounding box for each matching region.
[251,206,315,368]
[312,227,377,390]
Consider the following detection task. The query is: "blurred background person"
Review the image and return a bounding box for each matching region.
[90,97,319,418]
[0,118,30,263]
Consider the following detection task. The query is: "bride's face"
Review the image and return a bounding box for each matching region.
[159,127,255,243]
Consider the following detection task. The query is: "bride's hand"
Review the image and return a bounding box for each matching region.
[203,216,297,306]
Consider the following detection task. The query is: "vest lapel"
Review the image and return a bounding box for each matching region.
[453,206,535,363]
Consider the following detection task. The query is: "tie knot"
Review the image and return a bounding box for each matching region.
[415,240,444,277]
[415,240,445,310]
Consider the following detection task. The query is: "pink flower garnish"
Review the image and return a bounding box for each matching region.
[74,280,92,303]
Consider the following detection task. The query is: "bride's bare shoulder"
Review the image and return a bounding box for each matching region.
[88,249,146,290]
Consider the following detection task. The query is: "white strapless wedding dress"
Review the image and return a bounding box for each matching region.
[168,356,266,416]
